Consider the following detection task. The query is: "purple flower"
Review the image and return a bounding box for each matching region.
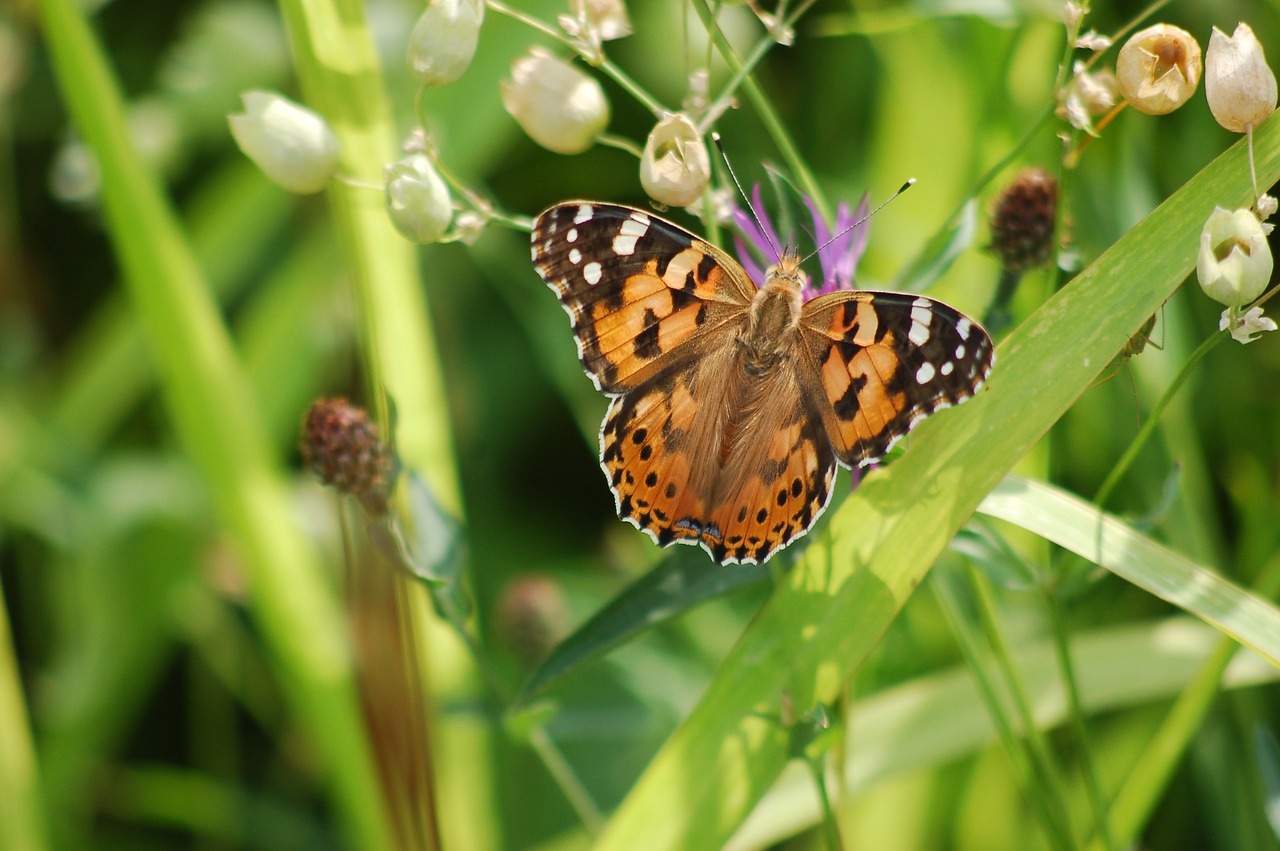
[731,185,871,299]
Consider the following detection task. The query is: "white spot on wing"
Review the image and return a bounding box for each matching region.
[956,317,972,340]
[583,261,603,285]
[620,216,649,237]
[573,205,593,224]
[955,344,966,359]
[568,248,582,265]
[613,235,639,255]
[909,299,932,346]
[941,361,954,376]
[916,362,936,384]
[567,228,579,243]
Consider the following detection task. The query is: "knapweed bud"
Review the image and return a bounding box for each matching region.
[495,574,569,665]
[501,48,609,154]
[1205,23,1277,133]
[989,168,1059,272]
[228,91,339,194]
[408,0,484,87]
[300,398,391,504]
[1197,206,1273,307]
[1116,24,1202,115]
[639,113,710,207]
[385,153,452,243]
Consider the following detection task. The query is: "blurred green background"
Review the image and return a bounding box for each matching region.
[3,0,1280,849]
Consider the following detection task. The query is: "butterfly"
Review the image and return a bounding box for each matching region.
[530,202,995,564]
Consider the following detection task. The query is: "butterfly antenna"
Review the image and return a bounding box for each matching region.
[799,179,915,266]
[713,132,781,262]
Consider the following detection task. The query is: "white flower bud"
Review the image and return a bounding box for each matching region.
[501,48,609,155]
[1197,206,1273,307]
[1205,23,1277,133]
[408,0,484,87]
[1116,24,1202,115]
[560,0,631,42]
[228,91,339,194]
[385,153,452,243]
[639,113,710,207]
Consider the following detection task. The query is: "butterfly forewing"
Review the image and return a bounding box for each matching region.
[531,203,754,394]
[799,292,995,467]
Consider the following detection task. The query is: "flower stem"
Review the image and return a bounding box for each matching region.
[1093,330,1225,508]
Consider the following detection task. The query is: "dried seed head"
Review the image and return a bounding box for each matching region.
[1205,23,1278,133]
[1116,24,1202,115]
[639,112,710,207]
[989,168,1059,272]
[501,48,610,154]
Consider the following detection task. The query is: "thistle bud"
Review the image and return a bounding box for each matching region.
[228,91,339,194]
[385,153,453,243]
[1205,23,1277,133]
[1197,206,1273,307]
[989,168,1059,273]
[1116,24,1202,115]
[300,398,391,506]
[501,48,609,155]
[408,0,484,87]
[639,113,710,207]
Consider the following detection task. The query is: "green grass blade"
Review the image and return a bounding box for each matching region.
[981,475,1280,667]
[729,616,1279,849]
[591,114,1280,851]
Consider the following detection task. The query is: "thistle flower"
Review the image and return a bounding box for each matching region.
[1205,23,1277,133]
[501,48,609,154]
[1116,24,1202,115]
[731,186,870,298]
[639,113,710,207]
[384,152,453,244]
[228,91,340,194]
[408,0,484,87]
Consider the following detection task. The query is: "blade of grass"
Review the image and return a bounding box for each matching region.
[980,475,1280,666]
[727,615,1279,850]
[590,113,1280,851]
[33,0,393,846]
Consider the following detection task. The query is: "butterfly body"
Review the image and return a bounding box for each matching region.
[531,202,994,564]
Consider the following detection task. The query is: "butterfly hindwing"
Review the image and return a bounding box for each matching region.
[531,203,755,394]
[600,343,838,564]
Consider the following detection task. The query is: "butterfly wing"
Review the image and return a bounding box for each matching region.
[531,202,755,394]
[797,291,995,467]
[599,342,838,565]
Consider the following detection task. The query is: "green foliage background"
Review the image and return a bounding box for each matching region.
[3,0,1280,849]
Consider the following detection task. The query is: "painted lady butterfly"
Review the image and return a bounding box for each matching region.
[531,202,995,564]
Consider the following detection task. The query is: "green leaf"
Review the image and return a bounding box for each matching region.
[979,475,1280,668]
[515,546,771,705]
[590,114,1280,851]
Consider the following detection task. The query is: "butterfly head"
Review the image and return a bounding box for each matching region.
[763,245,809,293]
